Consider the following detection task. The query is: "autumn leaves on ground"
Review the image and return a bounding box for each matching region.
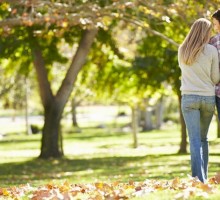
[1,174,220,200]
[1,125,220,199]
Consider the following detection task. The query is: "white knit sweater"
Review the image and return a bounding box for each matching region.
[178,44,220,96]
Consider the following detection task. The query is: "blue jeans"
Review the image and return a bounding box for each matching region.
[181,95,215,183]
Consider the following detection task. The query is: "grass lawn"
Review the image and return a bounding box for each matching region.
[0,118,220,199]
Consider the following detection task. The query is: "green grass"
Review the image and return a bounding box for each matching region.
[0,122,220,199]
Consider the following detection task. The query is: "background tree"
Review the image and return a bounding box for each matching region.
[0,0,144,158]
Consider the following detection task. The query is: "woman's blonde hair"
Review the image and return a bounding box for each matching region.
[179,18,212,65]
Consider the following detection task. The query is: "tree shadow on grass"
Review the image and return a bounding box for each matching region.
[0,153,189,186]
[1,153,219,187]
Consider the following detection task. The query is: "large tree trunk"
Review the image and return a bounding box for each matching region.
[178,93,187,153]
[40,103,64,158]
[32,29,98,159]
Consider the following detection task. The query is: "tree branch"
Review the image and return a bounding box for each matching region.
[32,47,54,109]
[122,17,180,48]
[55,29,98,110]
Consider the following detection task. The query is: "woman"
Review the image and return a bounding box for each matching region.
[210,9,220,120]
[178,18,220,183]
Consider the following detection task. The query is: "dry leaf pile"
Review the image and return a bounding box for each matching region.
[1,173,220,199]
